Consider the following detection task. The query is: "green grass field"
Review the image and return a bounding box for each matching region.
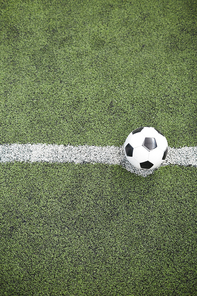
[0,0,197,295]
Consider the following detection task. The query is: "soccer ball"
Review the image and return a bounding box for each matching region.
[124,127,168,170]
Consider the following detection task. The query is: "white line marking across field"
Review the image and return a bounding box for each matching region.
[0,144,196,177]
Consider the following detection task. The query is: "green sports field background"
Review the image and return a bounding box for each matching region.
[0,0,197,295]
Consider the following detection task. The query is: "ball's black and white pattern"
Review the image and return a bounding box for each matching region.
[124,127,168,170]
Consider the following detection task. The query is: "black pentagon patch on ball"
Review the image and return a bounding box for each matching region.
[132,127,144,135]
[125,144,133,157]
[143,137,157,150]
[162,147,168,160]
[140,161,154,169]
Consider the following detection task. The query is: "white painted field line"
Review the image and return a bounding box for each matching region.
[0,144,196,177]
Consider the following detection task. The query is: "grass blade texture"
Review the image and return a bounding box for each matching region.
[0,0,197,295]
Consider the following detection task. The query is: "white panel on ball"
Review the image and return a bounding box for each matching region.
[155,134,168,150]
[133,146,149,163]
[148,148,164,168]
[141,127,158,138]
[129,157,142,169]
[125,132,145,148]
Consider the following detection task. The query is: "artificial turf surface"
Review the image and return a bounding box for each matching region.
[0,0,197,295]
[1,163,197,295]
